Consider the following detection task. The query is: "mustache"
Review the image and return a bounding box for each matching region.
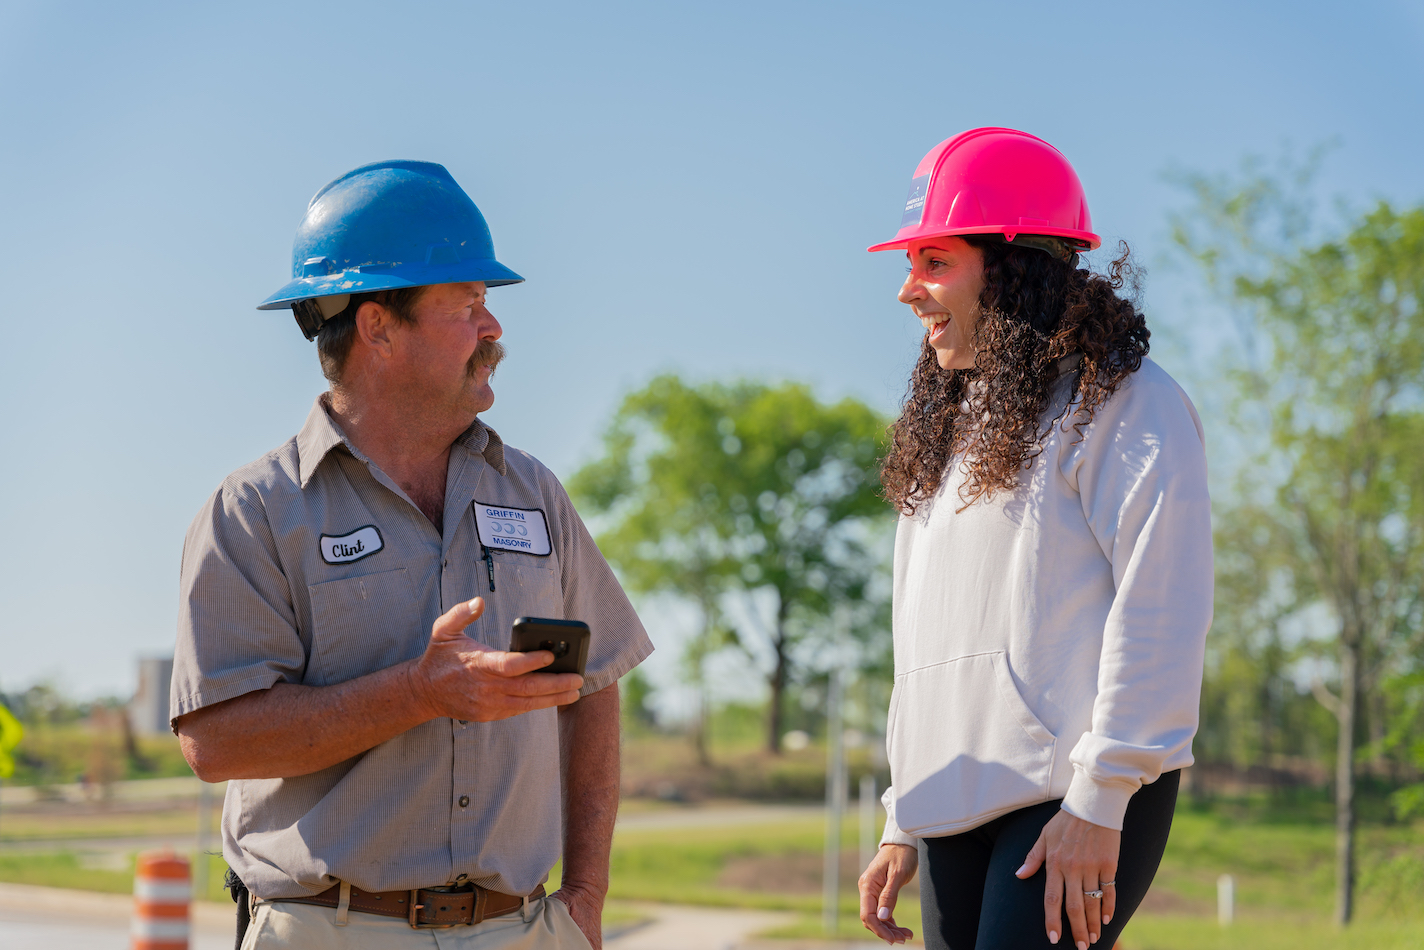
[466,339,506,379]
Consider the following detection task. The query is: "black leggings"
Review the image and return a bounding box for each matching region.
[918,770,1179,950]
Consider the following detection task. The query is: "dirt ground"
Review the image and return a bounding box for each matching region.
[717,852,895,894]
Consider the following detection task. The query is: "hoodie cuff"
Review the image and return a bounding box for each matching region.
[879,786,917,847]
[1060,771,1136,832]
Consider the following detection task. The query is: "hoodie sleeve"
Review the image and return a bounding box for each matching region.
[879,784,918,847]
[1058,362,1214,831]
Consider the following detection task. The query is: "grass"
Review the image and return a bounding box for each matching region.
[621,731,886,802]
[606,817,898,915]
[1151,802,1424,920]
[0,849,232,902]
[3,746,1422,948]
[0,802,205,842]
[0,851,137,894]
[6,727,193,786]
[1121,915,1424,950]
[760,914,920,942]
[589,795,1424,947]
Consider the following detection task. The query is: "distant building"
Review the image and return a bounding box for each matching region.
[130,656,174,735]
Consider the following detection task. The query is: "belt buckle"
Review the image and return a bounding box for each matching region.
[407,884,480,929]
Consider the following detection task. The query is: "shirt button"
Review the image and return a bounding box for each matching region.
[458,795,470,808]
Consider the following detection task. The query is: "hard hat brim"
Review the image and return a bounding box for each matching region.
[257,258,525,310]
[867,224,1101,254]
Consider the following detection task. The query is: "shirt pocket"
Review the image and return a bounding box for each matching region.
[492,552,563,619]
[888,650,1057,836]
[470,553,564,651]
[306,567,421,686]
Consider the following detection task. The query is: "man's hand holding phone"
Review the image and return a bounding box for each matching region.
[408,597,584,723]
[509,617,591,676]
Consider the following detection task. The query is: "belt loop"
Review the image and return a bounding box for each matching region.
[335,881,351,926]
[521,892,533,923]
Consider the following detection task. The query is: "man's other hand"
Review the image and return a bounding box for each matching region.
[552,884,605,949]
[409,597,584,722]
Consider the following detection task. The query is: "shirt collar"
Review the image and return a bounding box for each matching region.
[295,395,348,487]
[458,417,508,477]
[296,394,508,488]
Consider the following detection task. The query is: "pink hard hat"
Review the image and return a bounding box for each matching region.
[867,127,1100,254]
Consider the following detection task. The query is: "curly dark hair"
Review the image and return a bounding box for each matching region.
[880,237,1150,514]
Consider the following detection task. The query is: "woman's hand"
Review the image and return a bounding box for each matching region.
[858,843,918,945]
[1016,809,1119,949]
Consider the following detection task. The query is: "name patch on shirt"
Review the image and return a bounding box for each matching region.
[320,525,384,564]
[473,502,552,556]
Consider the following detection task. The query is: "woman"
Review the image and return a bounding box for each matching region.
[857,128,1212,950]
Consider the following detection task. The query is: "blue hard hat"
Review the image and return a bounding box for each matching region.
[257,160,524,314]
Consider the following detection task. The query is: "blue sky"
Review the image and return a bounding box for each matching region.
[1,0,1421,699]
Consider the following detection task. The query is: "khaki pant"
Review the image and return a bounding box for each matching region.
[240,894,593,950]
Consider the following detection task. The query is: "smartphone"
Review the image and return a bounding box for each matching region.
[509,617,590,676]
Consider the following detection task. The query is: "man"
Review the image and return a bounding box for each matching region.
[171,160,652,949]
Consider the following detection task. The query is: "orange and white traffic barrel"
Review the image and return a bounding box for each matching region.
[132,849,190,950]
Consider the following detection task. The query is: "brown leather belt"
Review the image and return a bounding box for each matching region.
[279,882,546,928]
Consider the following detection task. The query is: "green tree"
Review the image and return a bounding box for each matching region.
[570,375,894,755]
[1174,167,1424,924]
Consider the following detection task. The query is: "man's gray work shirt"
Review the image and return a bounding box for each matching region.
[170,396,652,900]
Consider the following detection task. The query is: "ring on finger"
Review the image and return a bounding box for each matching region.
[1083,888,1103,899]
[1100,880,1116,888]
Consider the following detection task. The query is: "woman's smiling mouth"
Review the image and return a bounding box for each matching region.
[919,310,951,338]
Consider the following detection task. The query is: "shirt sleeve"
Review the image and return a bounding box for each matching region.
[1058,365,1214,830]
[545,473,654,696]
[169,482,304,729]
[879,784,917,847]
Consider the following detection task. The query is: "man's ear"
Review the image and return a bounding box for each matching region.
[354,301,397,359]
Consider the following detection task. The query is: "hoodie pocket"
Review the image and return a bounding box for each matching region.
[888,651,1056,836]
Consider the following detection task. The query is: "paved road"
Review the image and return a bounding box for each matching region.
[0,909,234,950]
[1,801,868,947]
[0,882,232,950]
[607,902,797,949]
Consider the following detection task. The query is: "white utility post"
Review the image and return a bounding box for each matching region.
[822,670,847,936]
[195,779,215,900]
[1217,873,1235,926]
[859,773,877,874]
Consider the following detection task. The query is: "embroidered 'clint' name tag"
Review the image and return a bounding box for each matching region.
[473,502,552,555]
[320,525,384,564]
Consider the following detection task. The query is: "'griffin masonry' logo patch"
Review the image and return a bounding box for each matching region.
[473,503,552,555]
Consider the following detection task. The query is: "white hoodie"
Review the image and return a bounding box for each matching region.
[881,357,1212,843]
